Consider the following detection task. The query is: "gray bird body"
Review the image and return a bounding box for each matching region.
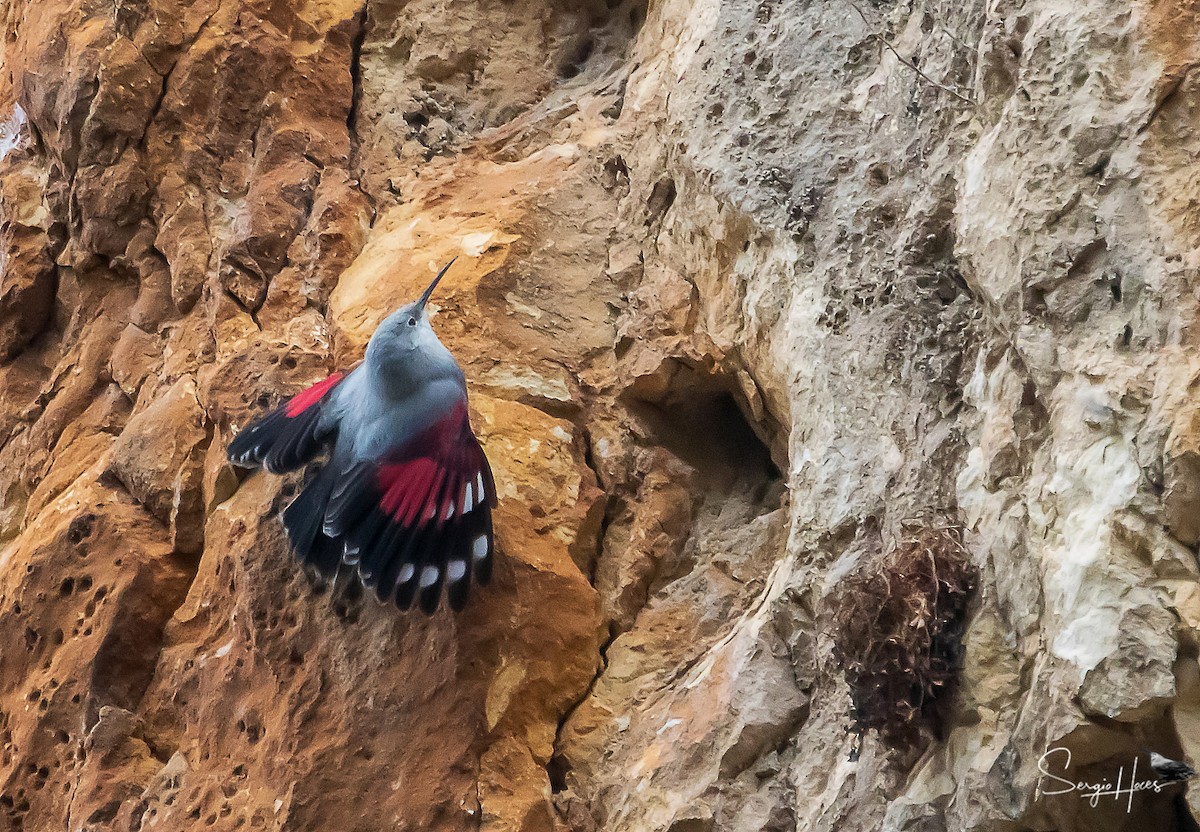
[322,305,468,463]
[227,259,497,613]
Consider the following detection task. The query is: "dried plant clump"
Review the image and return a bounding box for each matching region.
[831,524,977,749]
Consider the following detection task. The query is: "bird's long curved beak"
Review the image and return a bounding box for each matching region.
[416,257,457,311]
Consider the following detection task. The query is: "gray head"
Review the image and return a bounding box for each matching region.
[365,258,463,386]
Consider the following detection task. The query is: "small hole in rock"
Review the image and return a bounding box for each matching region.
[67,516,95,544]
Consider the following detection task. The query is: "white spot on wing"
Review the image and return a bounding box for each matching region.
[444,499,455,520]
[462,481,474,513]
[397,563,415,584]
[472,535,488,561]
[476,472,485,501]
[420,566,439,588]
[448,560,467,581]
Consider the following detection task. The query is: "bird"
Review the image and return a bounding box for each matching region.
[226,258,496,614]
[1149,750,1197,783]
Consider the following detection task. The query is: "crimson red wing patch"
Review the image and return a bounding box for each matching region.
[285,372,345,417]
[318,406,495,613]
[376,435,493,527]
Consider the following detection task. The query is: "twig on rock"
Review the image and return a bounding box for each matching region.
[843,0,976,107]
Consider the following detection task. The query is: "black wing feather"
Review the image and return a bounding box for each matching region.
[227,372,344,472]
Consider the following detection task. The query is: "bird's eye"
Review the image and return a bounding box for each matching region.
[407,317,417,327]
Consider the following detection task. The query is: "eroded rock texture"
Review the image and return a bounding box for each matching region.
[1,0,1199,830]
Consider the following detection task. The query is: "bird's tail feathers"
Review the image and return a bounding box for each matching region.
[283,468,342,575]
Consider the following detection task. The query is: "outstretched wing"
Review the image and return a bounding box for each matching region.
[304,403,497,613]
[228,372,345,473]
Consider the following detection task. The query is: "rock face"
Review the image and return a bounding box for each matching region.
[2,0,1200,830]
